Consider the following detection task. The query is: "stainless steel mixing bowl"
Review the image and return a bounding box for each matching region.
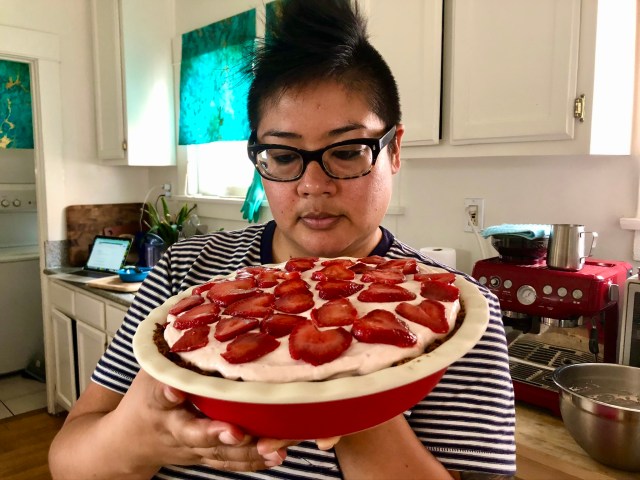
[552,363,640,471]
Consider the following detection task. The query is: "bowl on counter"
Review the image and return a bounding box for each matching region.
[553,363,640,472]
[118,266,152,283]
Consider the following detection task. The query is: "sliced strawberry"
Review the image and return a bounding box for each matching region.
[274,290,315,314]
[221,332,280,364]
[192,281,216,295]
[260,313,306,338]
[223,292,275,319]
[214,316,259,342]
[255,270,280,288]
[320,258,356,268]
[349,262,376,274]
[316,280,364,300]
[235,266,268,277]
[311,298,357,327]
[377,258,418,274]
[206,277,258,306]
[274,278,310,297]
[168,294,205,315]
[351,309,417,347]
[311,264,356,281]
[289,321,352,366]
[359,255,386,265]
[173,303,221,330]
[395,300,450,333]
[170,325,210,352]
[414,272,456,285]
[361,269,405,284]
[284,257,318,272]
[420,280,460,302]
[357,283,416,302]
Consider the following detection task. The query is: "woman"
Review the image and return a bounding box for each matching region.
[49,1,516,478]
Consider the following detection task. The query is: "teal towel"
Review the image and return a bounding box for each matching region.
[481,224,551,240]
[241,170,265,223]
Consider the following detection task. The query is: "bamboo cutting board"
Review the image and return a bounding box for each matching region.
[86,275,142,293]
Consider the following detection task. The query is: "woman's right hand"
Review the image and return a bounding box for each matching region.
[49,369,287,479]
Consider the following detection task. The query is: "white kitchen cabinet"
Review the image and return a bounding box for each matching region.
[368,0,635,158]
[365,0,442,145]
[76,321,107,394]
[51,309,76,411]
[90,0,176,166]
[47,279,129,411]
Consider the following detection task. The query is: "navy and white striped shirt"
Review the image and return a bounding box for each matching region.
[92,222,516,478]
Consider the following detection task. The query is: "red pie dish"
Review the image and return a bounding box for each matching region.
[133,258,490,440]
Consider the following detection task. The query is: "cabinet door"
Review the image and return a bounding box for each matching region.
[366,0,442,145]
[90,0,126,161]
[90,0,176,166]
[449,0,581,145]
[76,321,107,395]
[51,309,76,411]
[451,0,580,144]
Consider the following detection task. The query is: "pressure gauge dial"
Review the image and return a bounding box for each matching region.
[517,285,537,306]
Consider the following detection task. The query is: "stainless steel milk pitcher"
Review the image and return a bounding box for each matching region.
[547,224,598,271]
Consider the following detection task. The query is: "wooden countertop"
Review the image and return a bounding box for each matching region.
[515,402,639,479]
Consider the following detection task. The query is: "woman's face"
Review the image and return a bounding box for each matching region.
[256,80,403,262]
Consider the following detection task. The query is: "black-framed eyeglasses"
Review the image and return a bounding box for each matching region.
[247,125,397,182]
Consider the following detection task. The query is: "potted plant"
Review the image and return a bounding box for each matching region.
[143,197,197,247]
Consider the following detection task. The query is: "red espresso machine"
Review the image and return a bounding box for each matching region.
[472,239,631,415]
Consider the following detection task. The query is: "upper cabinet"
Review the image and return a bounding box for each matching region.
[90,0,176,166]
[367,0,636,158]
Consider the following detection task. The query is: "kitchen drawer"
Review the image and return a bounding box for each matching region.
[105,304,127,337]
[74,292,105,330]
[49,281,75,316]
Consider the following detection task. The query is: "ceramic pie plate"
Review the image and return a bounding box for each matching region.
[133,267,490,439]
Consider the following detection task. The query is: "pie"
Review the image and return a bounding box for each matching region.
[153,256,463,383]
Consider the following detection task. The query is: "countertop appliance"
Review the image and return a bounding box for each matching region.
[472,256,632,415]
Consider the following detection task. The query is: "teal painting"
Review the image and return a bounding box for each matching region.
[179,9,256,145]
[0,59,34,149]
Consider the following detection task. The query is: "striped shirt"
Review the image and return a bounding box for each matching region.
[93,221,516,478]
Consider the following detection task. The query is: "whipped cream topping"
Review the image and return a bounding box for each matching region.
[163,258,460,382]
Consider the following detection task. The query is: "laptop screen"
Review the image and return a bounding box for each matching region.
[85,236,132,273]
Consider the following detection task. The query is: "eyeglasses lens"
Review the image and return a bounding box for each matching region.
[256,144,373,181]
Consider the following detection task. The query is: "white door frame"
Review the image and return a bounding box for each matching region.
[0,24,64,412]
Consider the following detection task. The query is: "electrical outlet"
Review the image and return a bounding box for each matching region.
[162,183,172,198]
[464,198,484,232]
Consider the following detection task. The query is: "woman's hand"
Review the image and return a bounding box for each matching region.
[49,370,286,479]
[114,369,287,472]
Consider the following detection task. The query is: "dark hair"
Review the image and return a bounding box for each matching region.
[246,0,401,132]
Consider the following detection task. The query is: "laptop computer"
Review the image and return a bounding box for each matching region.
[53,235,132,283]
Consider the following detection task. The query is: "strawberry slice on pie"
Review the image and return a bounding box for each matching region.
[395,300,450,333]
[170,324,211,352]
[274,278,310,297]
[223,292,275,319]
[206,277,258,306]
[316,280,364,300]
[274,290,315,314]
[168,294,205,315]
[351,309,417,347]
[420,280,460,302]
[285,257,319,272]
[357,282,416,302]
[361,269,405,284]
[214,316,260,342]
[221,332,280,364]
[289,321,352,366]
[173,303,221,330]
[311,298,357,327]
[260,313,307,338]
[414,272,456,285]
[311,264,356,281]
